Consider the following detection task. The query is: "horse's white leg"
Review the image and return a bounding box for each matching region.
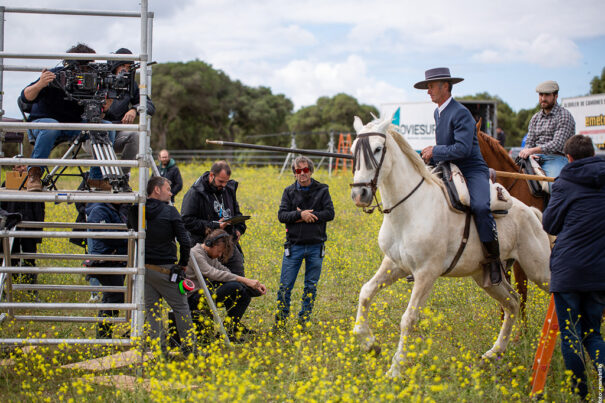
[387,271,439,378]
[354,256,404,354]
[472,273,520,359]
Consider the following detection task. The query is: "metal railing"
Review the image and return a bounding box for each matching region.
[0,2,153,348]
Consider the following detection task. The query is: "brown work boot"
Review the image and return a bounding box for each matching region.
[26,167,43,192]
[87,178,112,191]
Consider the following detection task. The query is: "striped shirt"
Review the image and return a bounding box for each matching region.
[526,103,575,155]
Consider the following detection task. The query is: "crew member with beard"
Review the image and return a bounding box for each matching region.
[181,160,247,277]
[519,80,576,182]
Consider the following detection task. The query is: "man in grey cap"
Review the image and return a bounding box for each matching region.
[519,80,575,181]
[415,67,503,286]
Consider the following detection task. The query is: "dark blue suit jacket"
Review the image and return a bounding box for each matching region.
[432,98,488,174]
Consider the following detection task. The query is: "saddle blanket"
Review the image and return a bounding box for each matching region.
[434,163,513,215]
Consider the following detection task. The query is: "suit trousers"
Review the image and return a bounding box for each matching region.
[460,166,497,243]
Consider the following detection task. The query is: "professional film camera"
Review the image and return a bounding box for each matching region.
[49,60,139,191]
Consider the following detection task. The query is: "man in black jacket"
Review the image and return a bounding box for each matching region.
[158,150,183,202]
[104,48,156,180]
[275,156,334,327]
[181,160,247,276]
[139,176,195,356]
[20,43,115,191]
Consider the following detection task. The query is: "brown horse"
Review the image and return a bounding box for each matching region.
[476,129,546,319]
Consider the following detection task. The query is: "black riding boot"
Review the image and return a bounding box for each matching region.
[482,240,503,286]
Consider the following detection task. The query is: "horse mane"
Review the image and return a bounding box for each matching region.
[386,125,440,186]
[477,130,519,171]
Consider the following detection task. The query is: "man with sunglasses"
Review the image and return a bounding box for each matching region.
[274,156,334,328]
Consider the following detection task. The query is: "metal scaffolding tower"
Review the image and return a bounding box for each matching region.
[0,2,154,347]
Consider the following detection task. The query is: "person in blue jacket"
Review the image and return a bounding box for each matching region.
[85,202,129,338]
[415,67,502,286]
[542,134,605,400]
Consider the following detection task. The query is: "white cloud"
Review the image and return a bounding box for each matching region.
[473,34,582,67]
[271,55,408,108]
[1,0,604,118]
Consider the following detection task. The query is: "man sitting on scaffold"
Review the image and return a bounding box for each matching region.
[20,42,124,192]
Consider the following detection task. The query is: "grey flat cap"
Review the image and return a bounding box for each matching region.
[536,80,559,93]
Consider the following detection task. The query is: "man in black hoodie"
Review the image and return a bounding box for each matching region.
[181,160,247,276]
[275,156,334,327]
[543,135,605,400]
[141,176,195,356]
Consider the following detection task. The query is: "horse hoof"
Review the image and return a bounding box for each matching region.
[481,349,501,361]
[386,366,400,378]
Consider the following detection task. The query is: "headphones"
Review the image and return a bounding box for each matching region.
[204,233,229,247]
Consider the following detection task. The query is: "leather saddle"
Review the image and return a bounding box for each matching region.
[433,162,512,216]
[516,156,550,197]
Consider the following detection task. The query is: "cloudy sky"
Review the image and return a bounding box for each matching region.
[2,0,604,119]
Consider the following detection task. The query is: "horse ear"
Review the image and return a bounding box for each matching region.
[353,116,364,133]
[376,117,391,133]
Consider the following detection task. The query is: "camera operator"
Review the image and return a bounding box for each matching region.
[103,48,155,183]
[20,43,116,191]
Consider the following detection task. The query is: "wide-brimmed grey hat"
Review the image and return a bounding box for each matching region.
[536,80,559,94]
[414,67,464,90]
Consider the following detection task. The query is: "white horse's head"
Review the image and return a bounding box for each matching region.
[350,116,393,207]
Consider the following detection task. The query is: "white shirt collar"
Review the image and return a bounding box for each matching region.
[438,96,453,116]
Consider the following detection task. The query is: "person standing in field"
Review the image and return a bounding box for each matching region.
[158,150,183,203]
[274,156,334,328]
[542,134,605,400]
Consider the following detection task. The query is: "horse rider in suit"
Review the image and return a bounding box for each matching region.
[416,67,503,286]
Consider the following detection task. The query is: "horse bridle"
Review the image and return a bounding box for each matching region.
[349,132,424,214]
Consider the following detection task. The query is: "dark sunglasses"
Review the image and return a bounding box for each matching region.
[294,167,310,174]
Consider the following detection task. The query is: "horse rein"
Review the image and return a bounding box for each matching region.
[349,132,424,214]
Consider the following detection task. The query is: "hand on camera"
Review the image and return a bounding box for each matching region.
[38,69,56,87]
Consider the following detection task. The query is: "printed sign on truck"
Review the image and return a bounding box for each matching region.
[561,93,605,149]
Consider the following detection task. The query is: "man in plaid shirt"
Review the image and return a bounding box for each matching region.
[519,80,576,183]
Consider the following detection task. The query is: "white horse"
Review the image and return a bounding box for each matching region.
[350,117,551,377]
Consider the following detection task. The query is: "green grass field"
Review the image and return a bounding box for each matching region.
[0,164,595,401]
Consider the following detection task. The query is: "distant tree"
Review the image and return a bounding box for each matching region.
[287,93,378,149]
[150,60,293,150]
[590,67,605,95]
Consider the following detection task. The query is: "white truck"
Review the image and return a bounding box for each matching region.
[380,100,498,151]
[561,93,605,150]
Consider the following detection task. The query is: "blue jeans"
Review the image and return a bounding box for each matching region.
[29,118,116,180]
[536,154,568,192]
[276,243,324,322]
[553,292,605,399]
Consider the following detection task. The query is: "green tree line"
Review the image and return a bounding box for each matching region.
[149,60,605,150]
